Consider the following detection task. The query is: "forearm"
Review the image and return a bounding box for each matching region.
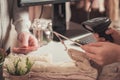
[13,19,31,33]
[12,0,31,33]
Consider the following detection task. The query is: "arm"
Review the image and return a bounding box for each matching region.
[106,28,120,45]
[81,42,120,66]
[12,0,31,34]
[12,0,38,54]
[94,28,120,45]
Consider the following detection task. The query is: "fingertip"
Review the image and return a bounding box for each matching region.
[81,45,90,51]
[106,28,114,34]
[80,45,86,49]
[94,33,99,38]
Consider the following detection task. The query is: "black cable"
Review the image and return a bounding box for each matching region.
[87,0,94,20]
[39,5,44,19]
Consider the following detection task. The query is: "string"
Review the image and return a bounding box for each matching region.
[53,31,82,50]
[53,31,68,50]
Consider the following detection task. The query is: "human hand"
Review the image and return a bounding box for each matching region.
[12,32,38,54]
[106,28,120,45]
[94,33,106,42]
[93,28,120,44]
[81,42,120,66]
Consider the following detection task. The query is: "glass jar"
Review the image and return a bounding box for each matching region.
[42,22,53,45]
[30,19,53,47]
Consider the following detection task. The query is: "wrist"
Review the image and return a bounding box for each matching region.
[14,19,31,34]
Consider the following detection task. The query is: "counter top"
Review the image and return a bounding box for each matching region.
[28,33,89,63]
[4,33,98,80]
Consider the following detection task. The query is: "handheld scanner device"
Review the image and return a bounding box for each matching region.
[81,17,113,42]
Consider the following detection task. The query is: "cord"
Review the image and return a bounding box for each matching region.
[87,0,94,20]
[39,5,44,19]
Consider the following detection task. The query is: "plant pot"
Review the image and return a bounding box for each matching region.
[9,73,30,80]
[0,62,4,80]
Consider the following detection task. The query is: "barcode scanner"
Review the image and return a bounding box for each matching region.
[81,17,113,42]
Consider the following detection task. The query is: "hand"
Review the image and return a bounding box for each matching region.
[94,28,120,44]
[106,28,120,45]
[12,32,38,54]
[81,42,120,66]
[94,33,106,42]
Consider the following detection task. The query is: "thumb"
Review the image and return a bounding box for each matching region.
[105,28,115,35]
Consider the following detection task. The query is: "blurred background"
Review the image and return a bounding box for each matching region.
[29,0,120,28]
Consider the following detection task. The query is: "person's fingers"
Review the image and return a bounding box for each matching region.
[98,38,106,41]
[105,28,115,35]
[95,37,106,42]
[12,46,38,54]
[86,42,103,47]
[94,33,106,41]
[29,35,38,47]
[85,52,104,65]
[18,33,29,47]
[94,33,99,38]
[81,45,99,54]
[22,35,29,47]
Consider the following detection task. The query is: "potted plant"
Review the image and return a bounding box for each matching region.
[4,54,34,80]
[0,48,7,80]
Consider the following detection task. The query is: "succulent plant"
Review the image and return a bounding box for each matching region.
[5,54,34,76]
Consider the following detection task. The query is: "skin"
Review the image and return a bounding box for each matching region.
[81,42,120,66]
[81,28,120,66]
[12,32,38,54]
[106,28,120,45]
[94,28,120,44]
